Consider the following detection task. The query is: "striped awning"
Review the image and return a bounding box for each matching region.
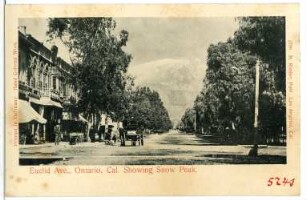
[19,100,47,124]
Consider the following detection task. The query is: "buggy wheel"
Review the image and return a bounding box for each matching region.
[75,136,80,144]
[33,135,39,144]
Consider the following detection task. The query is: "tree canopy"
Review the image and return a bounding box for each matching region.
[234,17,286,92]
[124,87,173,132]
[47,18,132,122]
[180,17,286,145]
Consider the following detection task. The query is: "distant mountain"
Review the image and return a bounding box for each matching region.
[129,58,206,126]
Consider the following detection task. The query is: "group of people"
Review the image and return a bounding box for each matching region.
[90,123,123,143]
[53,120,125,145]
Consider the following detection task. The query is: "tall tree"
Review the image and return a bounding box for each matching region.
[184,17,286,144]
[179,108,196,133]
[202,41,257,142]
[124,87,172,132]
[234,17,285,91]
[47,18,132,125]
[234,17,286,144]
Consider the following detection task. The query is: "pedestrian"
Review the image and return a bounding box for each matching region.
[54,120,61,146]
[89,126,96,142]
[98,125,105,141]
[225,126,230,144]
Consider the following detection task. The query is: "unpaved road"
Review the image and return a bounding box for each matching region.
[19,130,286,165]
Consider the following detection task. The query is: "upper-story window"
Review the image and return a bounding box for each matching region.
[39,81,43,90]
[53,76,57,90]
[18,50,27,83]
[43,74,48,92]
[30,78,35,88]
[37,74,41,90]
[44,83,48,93]
[59,80,65,96]
[63,83,68,96]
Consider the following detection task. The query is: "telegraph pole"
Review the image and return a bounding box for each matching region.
[249,59,260,156]
[194,110,197,133]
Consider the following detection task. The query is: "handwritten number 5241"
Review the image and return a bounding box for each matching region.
[267,177,295,187]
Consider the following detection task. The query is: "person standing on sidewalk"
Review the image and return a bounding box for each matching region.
[54,120,61,145]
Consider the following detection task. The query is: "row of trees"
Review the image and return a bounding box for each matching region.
[179,17,286,145]
[124,87,173,132]
[47,18,172,132]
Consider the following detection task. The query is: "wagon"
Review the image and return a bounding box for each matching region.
[120,123,144,146]
[69,132,84,145]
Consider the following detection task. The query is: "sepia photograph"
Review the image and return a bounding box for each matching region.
[18,17,287,166]
[4,4,300,196]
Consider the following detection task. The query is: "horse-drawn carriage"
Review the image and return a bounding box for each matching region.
[120,122,144,146]
[68,132,84,145]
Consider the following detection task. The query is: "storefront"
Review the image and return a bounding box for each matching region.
[62,101,88,142]
[18,100,47,144]
[29,97,63,142]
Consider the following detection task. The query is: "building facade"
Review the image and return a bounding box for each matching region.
[18,26,78,143]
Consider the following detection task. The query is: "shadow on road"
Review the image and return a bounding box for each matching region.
[121,154,286,165]
[158,142,219,146]
[19,158,67,165]
[198,154,286,164]
[20,152,58,156]
[111,149,191,156]
[157,133,220,146]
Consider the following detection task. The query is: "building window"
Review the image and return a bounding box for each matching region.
[53,76,56,90]
[44,83,47,93]
[39,81,43,90]
[31,78,35,88]
[60,80,65,96]
[44,74,48,92]
[59,80,62,94]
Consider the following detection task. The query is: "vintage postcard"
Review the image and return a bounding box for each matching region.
[5,4,300,196]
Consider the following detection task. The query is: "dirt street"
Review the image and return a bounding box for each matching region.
[19,130,286,165]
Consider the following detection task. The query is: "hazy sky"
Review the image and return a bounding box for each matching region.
[19,18,72,63]
[115,18,238,65]
[19,18,238,124]
[115,18,238,124]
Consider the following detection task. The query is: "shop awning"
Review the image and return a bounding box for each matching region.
[30,97,63,109]
[50,100,63,108]
[78,114,88,123]
[19,100,47,124]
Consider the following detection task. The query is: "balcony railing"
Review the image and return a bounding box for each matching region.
[19,81,30,92]
[50,89,61,102]
[19,82,41,99]
[19,81,77,103]
[28,89,41,99]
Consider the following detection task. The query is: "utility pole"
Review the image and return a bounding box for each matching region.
[194,110,197,133]
[249,59,260,156]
